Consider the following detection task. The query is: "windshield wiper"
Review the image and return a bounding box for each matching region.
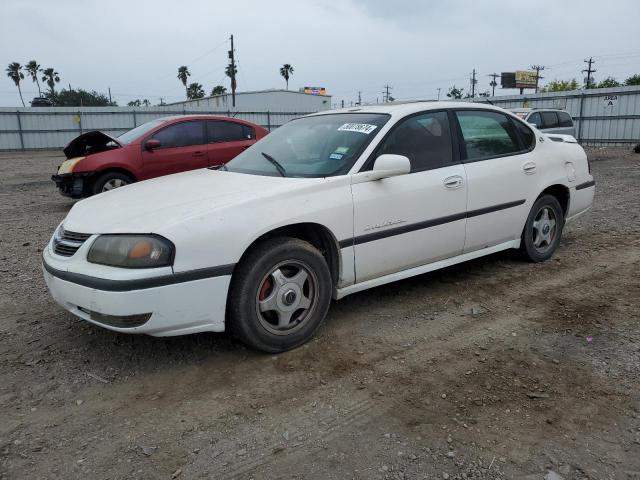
[261,152,287,177]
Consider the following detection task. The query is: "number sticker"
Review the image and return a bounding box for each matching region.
[337,123,378,134]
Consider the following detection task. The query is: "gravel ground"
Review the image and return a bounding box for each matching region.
[0,147,639,480]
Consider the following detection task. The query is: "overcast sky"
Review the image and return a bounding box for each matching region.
[2,0,639,107]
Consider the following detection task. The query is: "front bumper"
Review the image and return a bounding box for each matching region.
[42,248,230,336]
[51,172,91,198]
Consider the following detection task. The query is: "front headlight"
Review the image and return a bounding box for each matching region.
[87,235,174,268]
[57,157,85,175]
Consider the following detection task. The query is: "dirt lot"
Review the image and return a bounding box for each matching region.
[0,147,639,480]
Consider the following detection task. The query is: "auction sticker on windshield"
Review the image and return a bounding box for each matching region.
[337,123,378,134]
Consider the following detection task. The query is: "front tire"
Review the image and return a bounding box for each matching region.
[227,237,332,353]
[521,194,564,262]
[92,171,134,195]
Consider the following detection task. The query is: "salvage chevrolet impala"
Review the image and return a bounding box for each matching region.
[42,102,595,352]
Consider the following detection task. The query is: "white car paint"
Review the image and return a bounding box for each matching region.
[42,101,594,337]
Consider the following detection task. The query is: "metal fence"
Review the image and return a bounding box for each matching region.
[470,85,640,146]
[0,107,317,151]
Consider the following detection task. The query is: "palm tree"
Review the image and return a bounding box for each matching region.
[211,85,227,96]
[25,60,42,96]
[6,62,25,107]
[225,64,237,92]
[186,82,205,100]
[41,67,60,96]
[177,66,190,98]
[279,64,294,90]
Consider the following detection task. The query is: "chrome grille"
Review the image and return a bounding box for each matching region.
[53,228,92,257]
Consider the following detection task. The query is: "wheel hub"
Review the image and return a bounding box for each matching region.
[282,289,297,306]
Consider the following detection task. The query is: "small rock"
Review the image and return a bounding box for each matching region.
[446,436,452,443]
[75,400,83,406]
[282,431,290,441]
[140,446,156,456]
[443,474,450,480]
[544,471,565,480]
[381,465,389,472]
[447,451,455,458]
[441,393,447,399]
[471,307,484,316]
[552,359,560,365]
[236,448,247,456]
[171,468,182,479]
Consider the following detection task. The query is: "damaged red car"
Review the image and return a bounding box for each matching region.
[52,115,268,197]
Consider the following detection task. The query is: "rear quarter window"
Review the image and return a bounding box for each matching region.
[541,111,559,129]
[558,112,573,127]
[513,119,536,150]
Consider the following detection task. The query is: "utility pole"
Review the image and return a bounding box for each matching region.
[228,34,237,107]
[530,65,545,93]
[488,73,499,96]
[437,88,441,101]
[382,84,392,102]
[582,57,596,89]
[341,99,344,108]
[470,69,477,98]
[357,91,362,105]
[108,87,112,104]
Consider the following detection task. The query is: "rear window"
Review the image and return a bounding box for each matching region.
[558,112,573,127]
[207,121,254,143]
[541,111,559,129]
[513,119,536,150]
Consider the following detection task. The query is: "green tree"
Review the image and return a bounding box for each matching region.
[446,85,464,100]
[211,85,227,96]
[624,74,640,86]
[6,62,25,107]
[142,99,151,106]
[597,77,621,88]
[177,66,190,98]
[279,63,294,90]
[53,88,116,106]
[225,64,237,92]
[539,79,579,92]
[186,82,205,99]
[41,67,60,97]
[128,99,141,107]
[25,60,42,96]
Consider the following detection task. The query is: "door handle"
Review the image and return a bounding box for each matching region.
[443,175,463,189]
[523,162,537,174]
[192,151,206,157]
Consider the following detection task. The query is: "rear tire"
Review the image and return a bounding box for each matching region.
[227,237,332,353]
[520,194,564,262]
[92,171,134,195]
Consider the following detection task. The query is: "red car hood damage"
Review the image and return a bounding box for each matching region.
[63,131,122,159]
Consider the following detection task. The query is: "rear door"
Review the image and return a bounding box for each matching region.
[454,109,539,253]
[206,120,255,167]
[351,110,467,282]
[141,120,207,179]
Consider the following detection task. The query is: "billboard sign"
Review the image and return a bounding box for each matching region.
[501,71,538,89]
[302,87,327,96]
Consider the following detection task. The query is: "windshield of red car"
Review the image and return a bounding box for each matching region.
[224,113,390,178]
[117,119,166,144]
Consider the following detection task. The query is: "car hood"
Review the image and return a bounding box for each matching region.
[62,169,323,234]
[63,130,122,159]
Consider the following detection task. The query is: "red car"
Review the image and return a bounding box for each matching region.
[52,115,268,197]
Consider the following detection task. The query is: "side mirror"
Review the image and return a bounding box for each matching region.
[352,154,411,183]
[144,138,161,151]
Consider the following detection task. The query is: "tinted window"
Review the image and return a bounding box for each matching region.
[207,121,253,143]
[456,111,521,160]
[541,111,559,129]
[558,112,573,127]
[377,111,453,172]
[152,121,204,148]
[527,112,542,127]
[514,119,535,150]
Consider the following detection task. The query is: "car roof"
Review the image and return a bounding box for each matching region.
[155,114,258,125]
[308,101,511,118]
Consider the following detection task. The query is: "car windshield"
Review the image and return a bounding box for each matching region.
[117,119,166,144]
[225,113,390,177]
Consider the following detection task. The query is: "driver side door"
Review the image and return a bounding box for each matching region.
[350,111,467,283]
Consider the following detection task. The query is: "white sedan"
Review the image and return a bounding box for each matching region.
[42,102,595,352]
